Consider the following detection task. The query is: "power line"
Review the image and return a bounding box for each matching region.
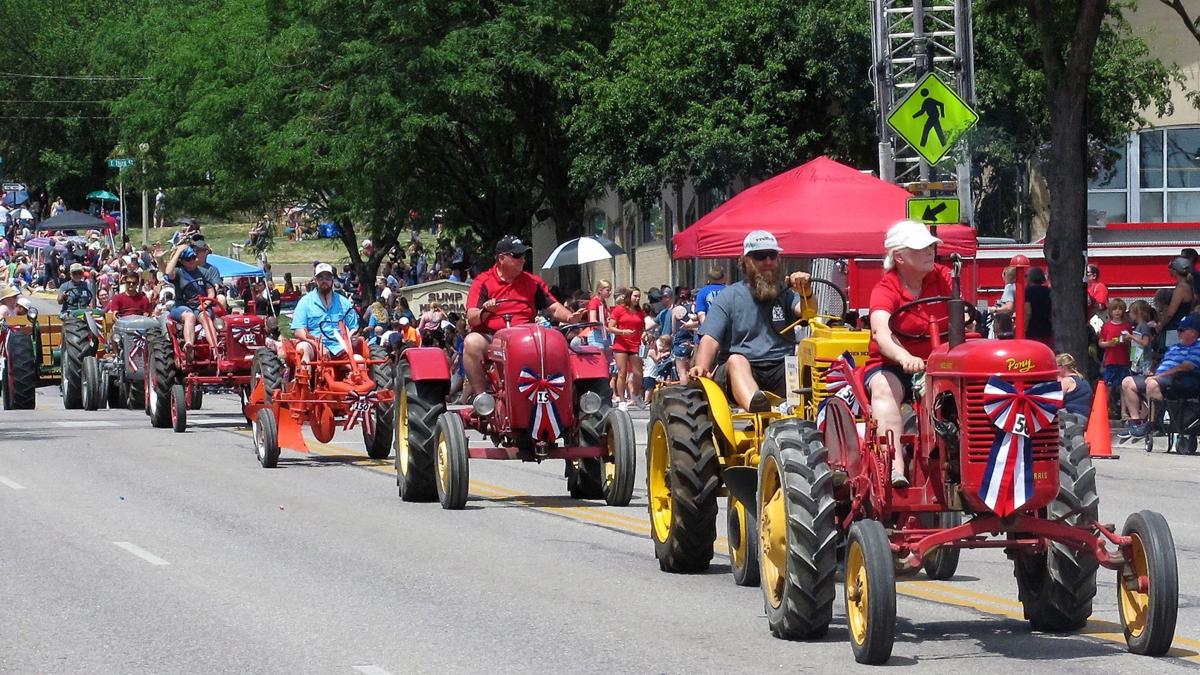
[0,115,114,119]
[1,99,111,104]
[0,71,149,81]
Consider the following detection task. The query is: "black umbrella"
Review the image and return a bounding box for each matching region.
[541,236,626,269]
[34,210,108,231]
[175,217,197,227]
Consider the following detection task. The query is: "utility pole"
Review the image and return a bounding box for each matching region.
[870,0,976,225]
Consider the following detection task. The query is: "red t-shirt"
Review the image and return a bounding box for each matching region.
[467,266,555,333]
[586,296,609,338]
[609,305,645,353]
[1099,319,1134,366]
[106,291,152,317]
[1087,280,1109,314]
[866,264,953,371]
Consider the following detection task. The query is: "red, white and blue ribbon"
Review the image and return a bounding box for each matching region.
[344,390,380,436]
[127,333,146,371]
[978,376,1062,516]
[816,351,859,430]
[518,368,566,441]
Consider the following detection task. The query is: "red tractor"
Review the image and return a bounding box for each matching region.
[394,299,636,510]
[244,312,393,468]
[735,256,1177,664]
[144,303,269,433]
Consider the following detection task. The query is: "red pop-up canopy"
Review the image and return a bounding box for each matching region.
[671,156,976,259]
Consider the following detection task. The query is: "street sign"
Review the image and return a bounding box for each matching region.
[887,72,979,165]
[2,182,26,192]
[907,196,961,225]
[108,158,135,168]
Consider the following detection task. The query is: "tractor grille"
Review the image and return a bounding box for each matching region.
[961,379,1058,463]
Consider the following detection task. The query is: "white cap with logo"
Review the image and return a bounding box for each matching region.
[314,263,335,277]
[742,230,783,256]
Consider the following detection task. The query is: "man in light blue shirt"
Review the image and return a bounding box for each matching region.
[291,263,359,360]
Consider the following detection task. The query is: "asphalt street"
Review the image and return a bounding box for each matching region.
[3,378,1200,674]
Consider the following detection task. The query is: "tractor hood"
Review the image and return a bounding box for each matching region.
[490,324,575,443]
[926,339,1057,380]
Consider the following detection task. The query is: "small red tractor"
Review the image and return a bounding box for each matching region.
[144,303,270,432]
[394,299,636,510]
[244,312,393,468]
[731,255,1177,664]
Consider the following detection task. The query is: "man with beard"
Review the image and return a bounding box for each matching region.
[689,230,813,412]
[291,263,358,363]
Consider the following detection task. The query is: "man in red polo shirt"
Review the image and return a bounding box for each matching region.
[106,271,152,317]
[463,235,582,400]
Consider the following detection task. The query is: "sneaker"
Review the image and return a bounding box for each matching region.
[890,469,910,488]
[1126,421,1148,439]
[1117,426,1132,442]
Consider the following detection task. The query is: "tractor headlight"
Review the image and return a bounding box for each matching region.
[26,307,38,321]
[580,391,602,415]
[472,392,496,417]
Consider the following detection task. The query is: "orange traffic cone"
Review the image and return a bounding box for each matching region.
[1085,380,1119,460]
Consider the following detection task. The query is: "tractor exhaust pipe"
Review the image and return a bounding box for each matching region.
[948,254,965,349]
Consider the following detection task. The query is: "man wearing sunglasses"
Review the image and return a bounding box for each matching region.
[690,230,814,412]
[463,235,583,401]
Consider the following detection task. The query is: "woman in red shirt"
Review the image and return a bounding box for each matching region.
[608,287,645,407]
[865,221,952,487]
[586,280,613,348]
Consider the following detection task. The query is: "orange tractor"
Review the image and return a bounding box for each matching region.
[731,255,1178,664]
[245,311,393,468]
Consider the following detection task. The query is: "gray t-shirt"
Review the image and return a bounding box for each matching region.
[58,279,94,311]
[197,262,223,290]
[698,280,800,363]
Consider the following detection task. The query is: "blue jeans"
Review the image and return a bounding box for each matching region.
[1103,364,1130,393]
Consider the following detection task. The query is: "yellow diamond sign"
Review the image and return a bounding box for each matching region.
[887,72,979,165]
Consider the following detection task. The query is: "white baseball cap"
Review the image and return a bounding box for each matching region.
[314,263,335,277]
[743,230,783,256]
[884,220,941,252]
[362,239,373,248]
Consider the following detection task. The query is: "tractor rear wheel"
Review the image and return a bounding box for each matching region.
[394,359,446,502]
[81,355,102,411]
[434,410,469,510]
[1118,510,1178,655]
[759,419,837,639]
[170,383,188,433]
[845,519,897,664]
[250,348,283,405]
[1014,411,1098,632]
[363,345,394,459]
[61,317,93,410]
[569,379,612,500]
[147,332,175,429]
[253,407,280,468]
[920,511,962,580]
[646,386,720,573]
[4,332,38,410]
[727,494,760,587]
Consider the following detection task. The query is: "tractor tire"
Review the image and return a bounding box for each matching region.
[170,383,188,433]
[845,519,898,664]
[105,370,122,410]
[250,348,283,404]
[646,386,720,573]
[570,379,614,500]
[253,407,280,468]
[60,317,93,410]
[727,493,760,587]
[125,375,144,410]
[1014,411,1099,632]
[758,419,838,639]
[920,511,962,580]
[602,408,636,507]
[434,410,470,510]
[3,332,38,410]
[1118,510,1178,655]
[188,385,203,410]
[394,359,446,502]
[147,332,176,429]
[81,355,102,411]
[363,345,394,459]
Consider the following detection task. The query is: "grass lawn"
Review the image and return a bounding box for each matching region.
[183,223,350,265]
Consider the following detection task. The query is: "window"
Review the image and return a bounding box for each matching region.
[587,212,607,237]
[1137,127,1200,222]
[641,204,664,245]
[1087,143,1126,225]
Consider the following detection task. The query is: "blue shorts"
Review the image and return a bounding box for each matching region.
[170,304,210,321]
[863,363,913,402]
[1103,364,1130,392]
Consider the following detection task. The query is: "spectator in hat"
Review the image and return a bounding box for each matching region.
[0,284,18,319]
[1120,313,1200,439]
[57,262,95,316]
[164,244,218,359]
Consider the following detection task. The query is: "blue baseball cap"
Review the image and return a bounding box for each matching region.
[180,247,198,260]
[1179,314,1198,333]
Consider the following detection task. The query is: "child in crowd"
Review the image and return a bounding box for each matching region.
[1097,298,1134,409]
[1127,300,1157,376]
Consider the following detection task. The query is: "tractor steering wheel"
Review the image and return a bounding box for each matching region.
[62,285,92,308]
[888,296,981,341]
[801,278,849,325]
[558,320,602,335]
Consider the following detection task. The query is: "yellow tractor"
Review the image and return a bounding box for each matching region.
[647,280,869,584]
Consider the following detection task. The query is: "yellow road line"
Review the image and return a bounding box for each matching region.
[240,429,1197,660]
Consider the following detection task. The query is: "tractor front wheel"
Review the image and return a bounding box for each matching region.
[601,408,636,506]
[170,383,187,433]
[646,386,720,573]
[727,494,759,587]
[394,360,446,502]
[363,345,395,460]
[845,519,897,664]
[81,355,102,411]
[147,332,175,429]
[1118,510,1178,656]
[920,511,962,580]
[759,419,837,639]
[253,408,280,468]
[1014,411,1098,632]
[434,411,469,510]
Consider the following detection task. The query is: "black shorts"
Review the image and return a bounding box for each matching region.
[863,363,914,402]
[713,359,787,399]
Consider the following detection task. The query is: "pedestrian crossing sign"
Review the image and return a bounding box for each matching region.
[887,72,979,165]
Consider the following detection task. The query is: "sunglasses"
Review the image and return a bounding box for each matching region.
[504,251,527,259]
[747,250,779,261]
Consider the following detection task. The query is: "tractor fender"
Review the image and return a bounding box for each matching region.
[402,347,451,381]
[695,377,737,450]
[568,346,609,381]
[723,466,758,519]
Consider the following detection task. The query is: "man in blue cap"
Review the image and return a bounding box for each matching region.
[163,242,217,359]
[1121,313,1200,438]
